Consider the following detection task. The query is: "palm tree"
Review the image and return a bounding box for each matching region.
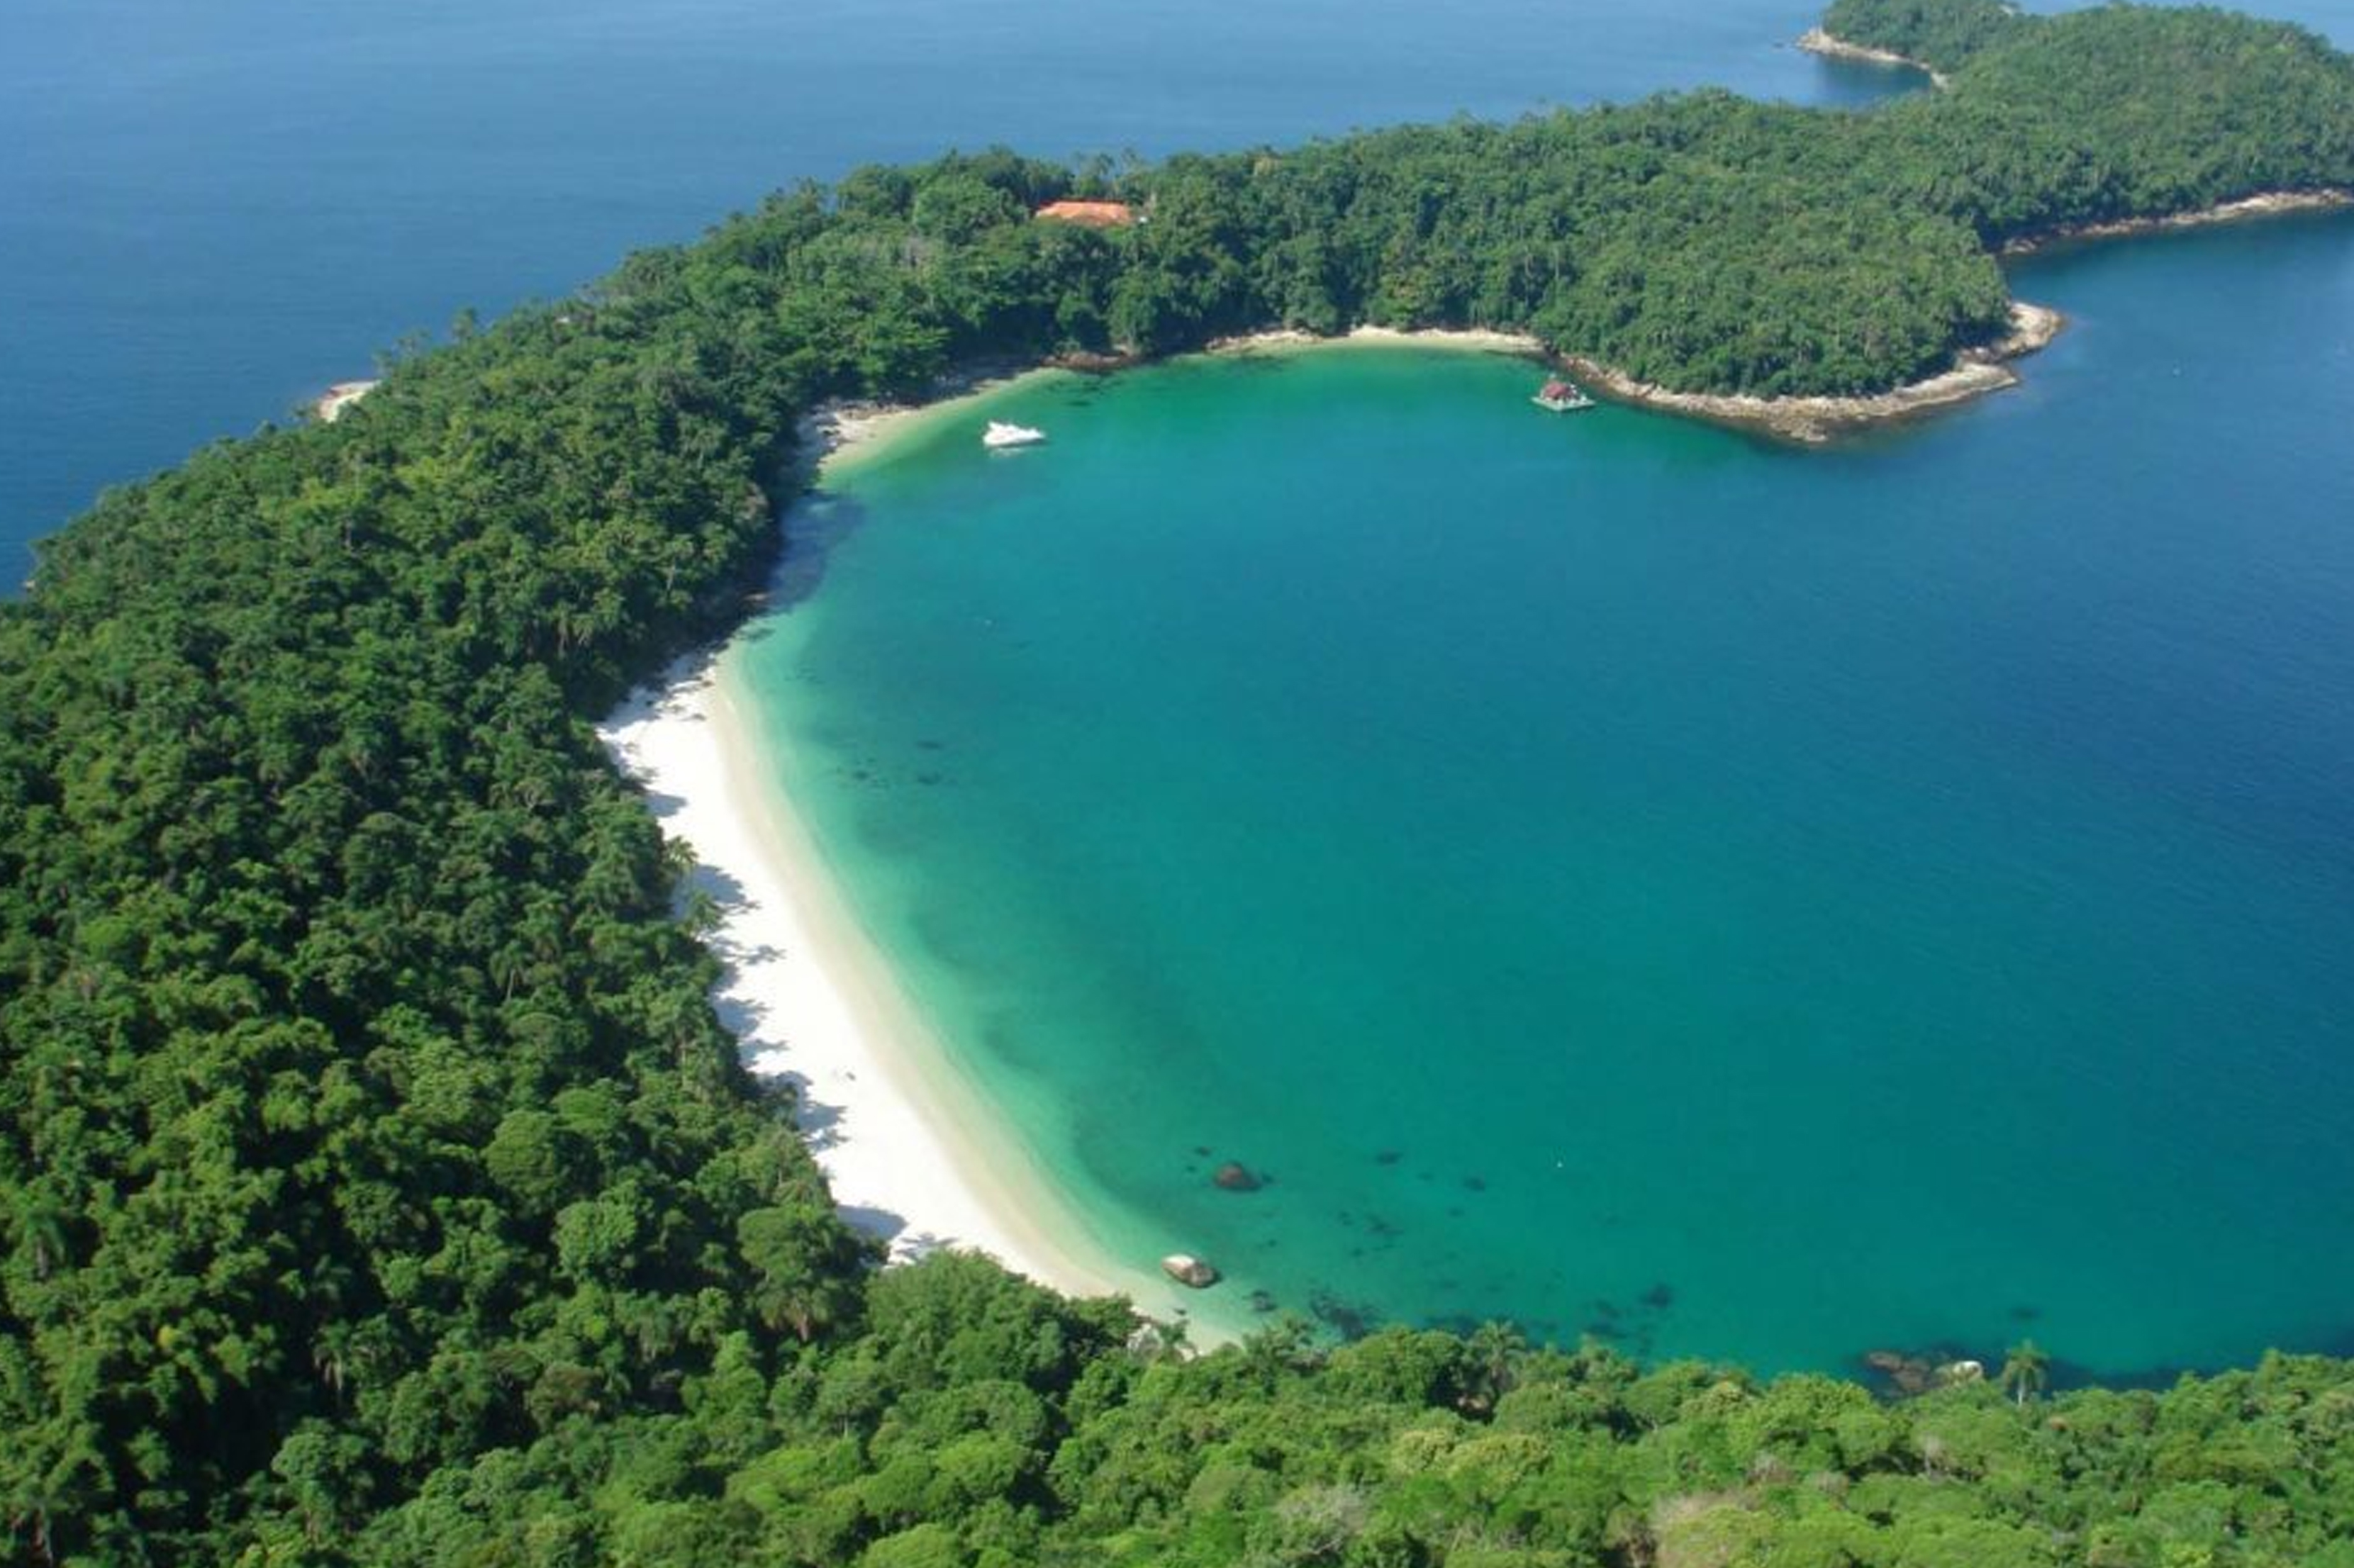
[2000,1339,2051,1407]
[1461,1321,1529,1414]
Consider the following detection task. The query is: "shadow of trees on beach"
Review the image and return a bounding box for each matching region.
[748,488,871,627]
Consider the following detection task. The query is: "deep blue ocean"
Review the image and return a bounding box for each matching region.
[9,0,2354,1379]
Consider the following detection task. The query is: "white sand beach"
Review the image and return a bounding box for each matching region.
[602,661,1251,1331]
[1795,27,1952,89]
[1210,323,1545,357]
[789,364,1068,478]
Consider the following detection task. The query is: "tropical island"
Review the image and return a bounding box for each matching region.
[5,1,2354,1562]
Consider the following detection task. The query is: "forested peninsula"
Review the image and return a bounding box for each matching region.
[7,1,2354,1562]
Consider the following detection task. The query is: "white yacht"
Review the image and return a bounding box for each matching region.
[983,420,1047,449]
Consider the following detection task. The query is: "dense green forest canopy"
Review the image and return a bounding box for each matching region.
[6,2,2354,1562]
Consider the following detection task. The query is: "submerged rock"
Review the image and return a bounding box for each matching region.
[1864,1349,1934,1396]
[1309,1289,1378,1342]
[1212,1161,1264,1192]
[1161,1253,1221,1289]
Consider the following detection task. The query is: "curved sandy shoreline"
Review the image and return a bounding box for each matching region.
[603,454,1254,1348]
[789,364,1071,479]
[1209,323,1545,358]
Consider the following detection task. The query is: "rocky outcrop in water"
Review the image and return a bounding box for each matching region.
[1213,1161,1264,1192]
[1162,1253,1221,1288]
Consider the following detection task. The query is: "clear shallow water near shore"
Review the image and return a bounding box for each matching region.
[740,213,2354,1379]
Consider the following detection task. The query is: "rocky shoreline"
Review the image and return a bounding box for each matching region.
[1795,28,1949,89]
[2002,188,2354,256]
[1558,301,2064,444]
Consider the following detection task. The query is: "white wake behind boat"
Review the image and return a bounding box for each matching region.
[983,420,1047,449]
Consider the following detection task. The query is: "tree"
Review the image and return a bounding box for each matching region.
[737,1204,871,1344]
[1463,1321,1530,1414]
[2001,1340,2051,1407]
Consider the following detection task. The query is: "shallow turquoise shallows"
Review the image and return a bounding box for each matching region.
[736,211,2354,1382]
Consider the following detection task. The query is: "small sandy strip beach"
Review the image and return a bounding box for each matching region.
[790,365,1047,474]
[1210,323,1544,357]
[603,401,1251,1344]
[313,380,379,422]
[1796,28,1950,89]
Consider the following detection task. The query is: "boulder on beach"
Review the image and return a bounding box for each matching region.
[1161,1253,1221,1289]
[1212,1161,1263,1192]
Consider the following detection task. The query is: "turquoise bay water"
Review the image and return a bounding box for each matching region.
[739,213,2354,1379]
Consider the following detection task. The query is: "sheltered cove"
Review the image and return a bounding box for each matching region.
[598,32,2354,1325]
[796,181,2354,451]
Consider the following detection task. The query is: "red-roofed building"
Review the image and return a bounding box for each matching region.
[1034,200,1138,228]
